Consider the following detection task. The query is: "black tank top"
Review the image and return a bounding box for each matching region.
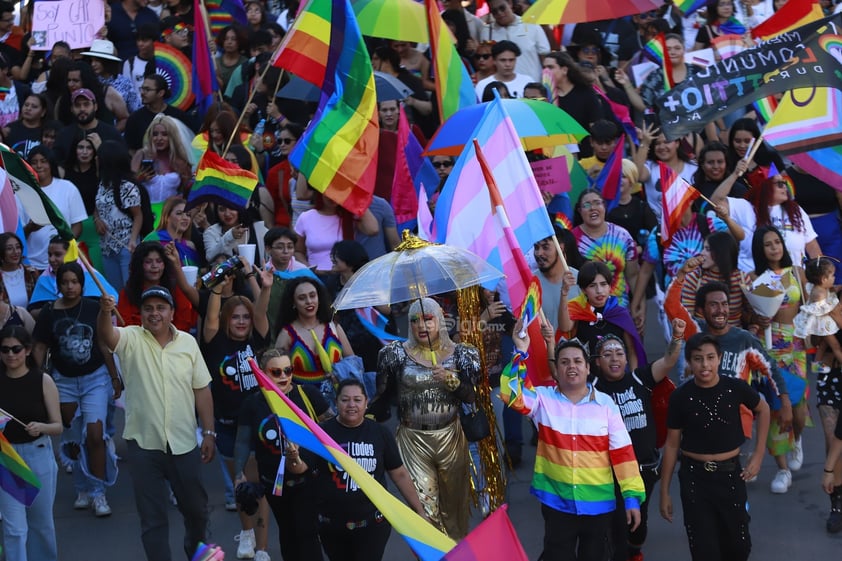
[0,369,47,444]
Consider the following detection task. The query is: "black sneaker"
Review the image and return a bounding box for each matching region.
[827,511,842,534]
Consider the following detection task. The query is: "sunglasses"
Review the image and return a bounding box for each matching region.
[432,161,453,169]
[0,345,25,354]
[268,366,294,377]
[474,53,492,60]
[278,138,295,145]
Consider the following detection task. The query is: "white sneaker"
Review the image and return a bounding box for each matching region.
[254,551,271,561]
[235,529,256,559]
[770,469,792,494]
[92,495,112,517]
[74,492,91,509]
[787,437,804,471]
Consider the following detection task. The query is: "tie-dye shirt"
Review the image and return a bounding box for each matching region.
[572,223,637,307]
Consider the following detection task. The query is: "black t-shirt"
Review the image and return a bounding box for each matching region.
[33,298,105,377]
[4,121,41,160]
[574,308,626,357]
[310,418,403,519]
[202,330,271,420]
[667,375,760,455]
[0,369,47,444]
[787,166,839,215]
[595,365,658,463]
[238,383,330,483]
[608,195,658,247]
[54,122,125,164]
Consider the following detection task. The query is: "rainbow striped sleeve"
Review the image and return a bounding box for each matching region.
[606,402,646,510]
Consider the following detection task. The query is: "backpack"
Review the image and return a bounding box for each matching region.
[114,180,155,238]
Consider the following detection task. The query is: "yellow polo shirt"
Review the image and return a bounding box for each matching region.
[113,325,212,454]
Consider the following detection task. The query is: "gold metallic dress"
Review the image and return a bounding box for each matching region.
[377,342,480,540]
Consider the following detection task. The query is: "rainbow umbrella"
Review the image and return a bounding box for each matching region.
[352,0,427,43]
[425,98,589,157]
[523,0,663,24]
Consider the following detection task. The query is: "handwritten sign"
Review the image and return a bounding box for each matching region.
[31,0,105,51]
[529,156,571,195]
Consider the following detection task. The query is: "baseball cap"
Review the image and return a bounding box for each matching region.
[71,88,96,103]
[140,286,174,307]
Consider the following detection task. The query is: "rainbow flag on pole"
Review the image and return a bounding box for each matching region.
[193,0,219,117]
[248,358,455,561]
[643,33,673,90]
[424,0,476,121]
[188,150,258,211]
[273,0,379,215]
[0,430,41,507]
[592,140,624,212]
[674,0,707,16]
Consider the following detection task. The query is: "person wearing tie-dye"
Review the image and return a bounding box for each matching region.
[274,277,355,405]
[571,189,639,308]
[501,326,644,561]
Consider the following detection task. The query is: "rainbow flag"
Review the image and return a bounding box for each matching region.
[188,149,258,211]
[442,504,528,561]
[518,278,541,330]
[674,0,707,15]
[553,212,571,231]
[592,140,624,212]
[752,95,779,124]
[206,0,248,36]
[0,430,41,507]
[192,542,225,561]
[248,358,456,561]
[643,33,673,90]
[719,16,746,35]
[752,0,824,40]
[424,0,476,121]
[659,162,699,247]
[274,0,379,214]
[192,0,219,118]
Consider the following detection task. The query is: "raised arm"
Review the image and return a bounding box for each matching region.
[97,295,121,352]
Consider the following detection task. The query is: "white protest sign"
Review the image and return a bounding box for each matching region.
[31,0,105,51]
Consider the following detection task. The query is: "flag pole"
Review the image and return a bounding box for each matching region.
[222,41,284,157]
[0,406,28,429]
[77,250,125,326]
[738,132,764,176]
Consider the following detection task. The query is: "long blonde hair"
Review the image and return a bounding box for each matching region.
[142,114,191,166]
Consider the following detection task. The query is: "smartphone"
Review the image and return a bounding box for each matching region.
[643,112,658,128]
[140,159,154,174]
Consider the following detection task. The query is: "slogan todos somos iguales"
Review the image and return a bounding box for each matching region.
[31,0,105,52]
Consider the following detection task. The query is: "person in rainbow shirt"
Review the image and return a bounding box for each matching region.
[501,321,645,561]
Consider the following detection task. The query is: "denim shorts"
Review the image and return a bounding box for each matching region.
[53,364,111,426]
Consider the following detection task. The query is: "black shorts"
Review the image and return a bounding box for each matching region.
[817,369,842,410]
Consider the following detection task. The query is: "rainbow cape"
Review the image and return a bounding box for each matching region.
[0,430,41,507]
[248,358,456,560]
[273,0,379,215]
[188,150,258,211]
[567,293,647,365]
[424,0,476,121]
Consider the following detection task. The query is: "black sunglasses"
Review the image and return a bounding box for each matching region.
[278,138,295,145]
[268,366,294,377]
[0,345,25,354]
[474,53,492,60]
[432,161,453,169]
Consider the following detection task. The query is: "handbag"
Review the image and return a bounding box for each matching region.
[459,402,490,442]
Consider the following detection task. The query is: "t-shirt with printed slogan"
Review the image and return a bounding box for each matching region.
[238,384,330,484]
[308,418,403,519]
[202,331,271,421]
[594,365,658,465]
[33,298,105,377]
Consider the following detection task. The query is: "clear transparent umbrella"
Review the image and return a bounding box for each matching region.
[332,232,504,310]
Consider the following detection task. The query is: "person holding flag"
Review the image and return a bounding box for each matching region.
[0,325,62,561]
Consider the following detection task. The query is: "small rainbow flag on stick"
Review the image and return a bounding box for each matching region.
[248,358,456,561]
[0,430,41,507]
[188,150,258,211]
[674,0,707,15]
[517,278,542,337]
[643,33,673,91]
[192,542,224,561]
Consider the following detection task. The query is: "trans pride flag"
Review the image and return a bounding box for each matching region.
[273,0,379,215]
[248,359,455,561]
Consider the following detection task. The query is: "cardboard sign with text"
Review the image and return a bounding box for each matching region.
[31,0,105,51]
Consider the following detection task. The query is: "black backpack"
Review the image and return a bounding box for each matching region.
[113,180,156,238]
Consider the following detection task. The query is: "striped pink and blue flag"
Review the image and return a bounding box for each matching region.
[593,139,624,212]
[193,0,220,117]
[249,359,456,560]
[355,307,405,345]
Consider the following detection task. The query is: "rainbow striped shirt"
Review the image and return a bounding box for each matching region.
[500,354,645,515]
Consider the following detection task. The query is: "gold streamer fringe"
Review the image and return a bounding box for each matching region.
[456,286,507,512]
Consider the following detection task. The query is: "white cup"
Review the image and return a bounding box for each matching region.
[181,265,198,287]
[238,244,257,266]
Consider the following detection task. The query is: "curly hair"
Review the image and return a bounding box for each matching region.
[124,242,178,307]
[276,277,332,328]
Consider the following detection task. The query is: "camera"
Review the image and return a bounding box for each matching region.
[201,256,245,289]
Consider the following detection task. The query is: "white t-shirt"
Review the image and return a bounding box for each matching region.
[475,72,534,100]
[724,197,758,273]
[768,204,817,266]
[488,16,551,82]
[26,178,87,270]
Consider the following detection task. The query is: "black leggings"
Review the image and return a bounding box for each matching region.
[610,465,659,560]
[318,515,391,561]
[263,479,324,561]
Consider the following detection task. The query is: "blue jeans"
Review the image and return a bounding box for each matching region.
[102,246,132,292]
[0,436,58,561]
[54,365,113,497]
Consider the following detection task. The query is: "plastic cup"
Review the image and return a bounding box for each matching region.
[238,244,257,266]
[182,265,198,287]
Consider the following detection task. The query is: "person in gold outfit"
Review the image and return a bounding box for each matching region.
[376,298,479,539]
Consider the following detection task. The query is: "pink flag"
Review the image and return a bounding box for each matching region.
[391,105,418,228]
[442,504,528,561]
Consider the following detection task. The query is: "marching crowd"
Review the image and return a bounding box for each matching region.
[2,1,842,561]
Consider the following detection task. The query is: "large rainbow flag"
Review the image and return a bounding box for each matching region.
[248,358,455,561]
[0,430,41,507]
[424,0,476,121]
[188,150,258,211]
[273,0,379,215]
